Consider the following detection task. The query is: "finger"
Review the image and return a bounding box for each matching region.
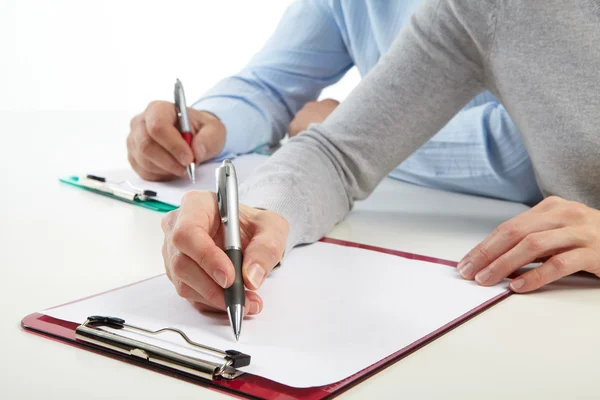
[288,102,315,138]
[244,291,263,314]
[128,131,174,176]
[129,117,170,174]
[320,98,340,107]
[242,211,289,290]
[472,227,585,286]
[171,192,236,289]
[164,242,210,305]
[136,140,186,178]
[190,300,221,313]
[128,151,169,181]
[173,279,214,304]
[191,112,226,163]
[144,102,194,167]
[191,290,263,315]
[165,229,231,312]
[288,119,302,138]
[177,280,254,315]
[131,152,171,179]
[508,248,595,293]
[164,234,199,298]
[162,241,172,279]
[161,209,179,234]
[127,134,166,180]
[131,127,187,177]
[458,210,563,280]
[168,249,226,309]
[529,195,565,213]
[164,238,233,312]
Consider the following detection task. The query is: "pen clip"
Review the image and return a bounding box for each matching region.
[174,78,191,133]
[173,79,184,114]
[216,163,229,223]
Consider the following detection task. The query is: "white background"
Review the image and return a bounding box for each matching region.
[2,2,600,399]
[0,0,359,113]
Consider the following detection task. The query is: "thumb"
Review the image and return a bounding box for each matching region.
[191,111,226,163]
[320,98,340,107]
[242,212,288,290]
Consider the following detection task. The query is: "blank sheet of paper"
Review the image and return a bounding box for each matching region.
[91,153,267,206]
[44,241,507,388]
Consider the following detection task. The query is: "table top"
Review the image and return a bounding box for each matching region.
[1,111,598,399]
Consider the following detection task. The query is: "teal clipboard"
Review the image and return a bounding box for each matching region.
[60,150,272,214]
[60,176,178,213]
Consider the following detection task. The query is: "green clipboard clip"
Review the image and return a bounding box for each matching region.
[60,175,177,213]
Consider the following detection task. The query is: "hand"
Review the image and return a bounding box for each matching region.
[288,98,340,137]
[161,191,289,315]
[458,196,600,292]
[127,101,226,181]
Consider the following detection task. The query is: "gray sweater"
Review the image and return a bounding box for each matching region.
[239,0,600,252]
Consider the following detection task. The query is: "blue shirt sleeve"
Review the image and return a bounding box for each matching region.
[192,0,353,157]
[390,94,544,205]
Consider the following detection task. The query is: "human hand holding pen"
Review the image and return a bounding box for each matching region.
[127,101,226,181]
[161,191,288,315]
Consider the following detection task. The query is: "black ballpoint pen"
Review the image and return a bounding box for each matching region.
[216,160,245,341]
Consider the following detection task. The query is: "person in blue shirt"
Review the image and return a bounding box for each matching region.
[126,0,542,204]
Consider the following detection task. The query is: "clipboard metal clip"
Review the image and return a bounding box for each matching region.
[75,316,251,381]
[78,175,158,202]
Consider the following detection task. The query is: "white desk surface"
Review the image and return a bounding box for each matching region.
[1,111,599,399]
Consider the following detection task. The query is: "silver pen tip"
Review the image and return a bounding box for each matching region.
[227,304,244,342]
[187,164,196,184]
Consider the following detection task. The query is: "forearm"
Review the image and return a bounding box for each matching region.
[192,79,286,156]
[240,0,493,251]
[240,133,351,253]
[193,0,352,157]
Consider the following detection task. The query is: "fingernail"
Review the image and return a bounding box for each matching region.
[457,258,466,270]
[249,301,261,315]
[195,144,206,162]
[510,278,525,291]
[179,152,192,166]
[475,268,492,284]
[247,263,266,289]
[213,270,228,288]
[459,262,473,278]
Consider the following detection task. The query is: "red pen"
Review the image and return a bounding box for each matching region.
[174,78,196,183]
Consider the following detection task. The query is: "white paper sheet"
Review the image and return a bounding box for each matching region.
[44,241,507,388]
[90,153,267,206]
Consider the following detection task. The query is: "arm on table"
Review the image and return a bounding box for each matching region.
[239,0,496,252]
[192,0,353,157]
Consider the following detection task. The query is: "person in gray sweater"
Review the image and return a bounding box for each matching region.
[160,0,600,316]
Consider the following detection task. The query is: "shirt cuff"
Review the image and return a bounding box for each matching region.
[239,176,309,256]
[192,96,271,157]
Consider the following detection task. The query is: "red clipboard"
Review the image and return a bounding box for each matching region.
[21,237,511,400]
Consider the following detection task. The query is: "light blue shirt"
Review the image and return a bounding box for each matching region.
[193,0,543,204]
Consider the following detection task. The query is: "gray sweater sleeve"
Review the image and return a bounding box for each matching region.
[239,0,497,253]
